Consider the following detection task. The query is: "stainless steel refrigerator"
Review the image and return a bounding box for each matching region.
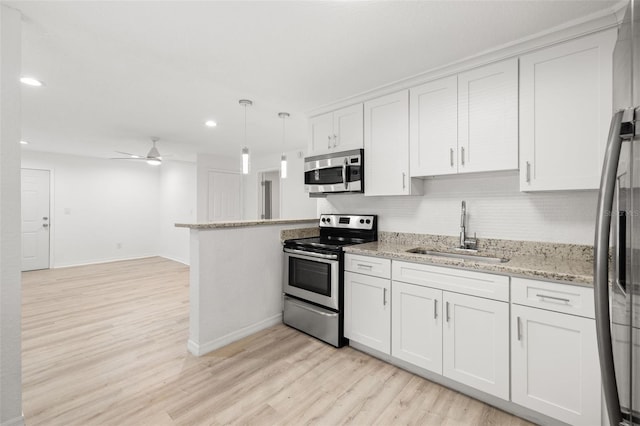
[595,1,640,425]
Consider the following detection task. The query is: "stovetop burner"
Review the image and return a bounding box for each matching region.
[284,214,377,253]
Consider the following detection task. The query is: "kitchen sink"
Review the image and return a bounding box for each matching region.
[406,248,509,264]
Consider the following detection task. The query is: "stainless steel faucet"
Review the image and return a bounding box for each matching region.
[459,201,477,250]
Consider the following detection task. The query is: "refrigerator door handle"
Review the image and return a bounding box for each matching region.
[594,109,630,426]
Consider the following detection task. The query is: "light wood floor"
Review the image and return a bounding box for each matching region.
[22,256,533,426]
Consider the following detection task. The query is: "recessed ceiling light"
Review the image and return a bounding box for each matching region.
[20,140,28,145]
[20,77,43,87]
[205,120,217,128]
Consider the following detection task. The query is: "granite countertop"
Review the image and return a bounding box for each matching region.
[175,218,317,229]
[344,232,595,287]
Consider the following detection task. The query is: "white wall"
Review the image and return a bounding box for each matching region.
[22,151,163,267]
[159,160,196,264]
[0,6,24,426]
[243,149,316,220]
[319,171,597,245]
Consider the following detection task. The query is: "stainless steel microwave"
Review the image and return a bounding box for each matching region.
[304,149,364,195]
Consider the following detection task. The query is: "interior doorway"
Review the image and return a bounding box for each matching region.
[21,168,51,271]
[259,170,280,220]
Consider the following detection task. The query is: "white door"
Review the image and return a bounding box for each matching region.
[410,75,458,177]
[308,112,334,156]
[364,90,411,196]
[519,29,615,191]
[344,271,391,354]
[21,168,50,271]
[458,58,518,174]
[511,304,601,425]
[207,170,241,221]
[442,292,509,400]
[391,281,443,373]
[333,103,363,152]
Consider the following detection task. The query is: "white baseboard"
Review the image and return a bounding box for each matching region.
[53,254,158,269]
[159,254,189,266]
[1,414,25,426]
[188,313,282,356]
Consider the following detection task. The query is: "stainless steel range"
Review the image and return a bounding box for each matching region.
[282,214,377,347]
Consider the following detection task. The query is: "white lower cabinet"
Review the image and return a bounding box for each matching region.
[511,304,601,425]
[443,292,510,400]
[344,271,390,354]
[391,281,442,373]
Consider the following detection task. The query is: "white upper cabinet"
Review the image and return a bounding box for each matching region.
[308,104,363,156]
[364,90,422,196]
[410,76,458,177]
[519,29,616,191]
[458,58,519,174]
[409,59,518,178]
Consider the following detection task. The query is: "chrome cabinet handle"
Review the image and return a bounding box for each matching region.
[517,316,522,341]
[333,134,337,148]
[356,263,373,270]
[42,224,49,228]
[446,301,450,322]
[43,216,48,220]
[327,135,332,149]
[383,288,387,306]
[450,148,454,167]
[434,299,438,319]
[536,293,570,303]
[460,146,465,166]
[526,161,531,183]
[402,172,406,190]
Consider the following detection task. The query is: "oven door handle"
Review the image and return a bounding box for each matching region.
[284,248,338,260]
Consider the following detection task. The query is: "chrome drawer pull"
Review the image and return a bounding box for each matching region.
[517,316,522,341]
[357,264,373,270]
[536,293,571,303]
[434,299,438,319]
[446,301,450,322]
[383,288,388,306]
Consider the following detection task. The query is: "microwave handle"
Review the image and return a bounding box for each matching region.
[342,159,348,190]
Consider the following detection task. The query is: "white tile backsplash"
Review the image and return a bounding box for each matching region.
[318,171,597,245]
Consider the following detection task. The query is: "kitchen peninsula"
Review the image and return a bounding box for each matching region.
[176,219,317,356]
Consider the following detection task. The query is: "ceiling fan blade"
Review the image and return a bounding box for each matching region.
[114,150,142,158]
[109,157,149,161]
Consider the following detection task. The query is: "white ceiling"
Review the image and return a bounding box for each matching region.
[8,0,619,162]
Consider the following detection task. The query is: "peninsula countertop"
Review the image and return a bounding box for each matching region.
[344,233,595,286]
[175,218,318,229]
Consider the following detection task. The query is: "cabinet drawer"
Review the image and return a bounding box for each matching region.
[511,277,594,318]
[392,261,509,302]
[345,254,391,278]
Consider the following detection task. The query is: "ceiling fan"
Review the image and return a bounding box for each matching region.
[111,137,164,166]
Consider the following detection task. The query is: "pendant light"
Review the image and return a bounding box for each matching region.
[278,112,290,179]
[239,99,253,174]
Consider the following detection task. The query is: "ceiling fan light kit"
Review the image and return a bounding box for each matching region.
[111,137,163,166]
[239,99,253,175]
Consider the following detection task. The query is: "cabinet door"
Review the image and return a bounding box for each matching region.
[364,90,413,196]
[308,112,334,156]
[333,104,363,152]
[391,281,442,374]
[410,76,458,177]
[458,58,518,174]
[520,29,615,191]
[344,271,390,354]
[442,292,509,400]
[511,305,601,425]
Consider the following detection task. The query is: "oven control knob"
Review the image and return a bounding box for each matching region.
[321,218,325,223]
[365,219,371,224]
[359,219,364,224]
[326,218,330,222]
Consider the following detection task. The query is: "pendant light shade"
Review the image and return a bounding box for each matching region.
[279,112,290,179]
[239,99,253,174]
